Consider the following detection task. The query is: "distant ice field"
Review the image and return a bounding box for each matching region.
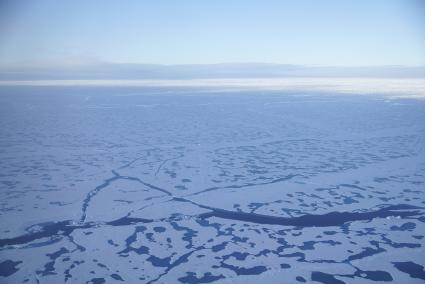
[1,78,425,98]
[0,84,424,283]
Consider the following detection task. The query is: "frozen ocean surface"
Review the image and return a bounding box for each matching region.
[0,85,425,283]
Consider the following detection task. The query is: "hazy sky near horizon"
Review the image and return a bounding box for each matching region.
[0,0,424,67]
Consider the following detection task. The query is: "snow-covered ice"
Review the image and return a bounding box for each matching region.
[0,84,424,283]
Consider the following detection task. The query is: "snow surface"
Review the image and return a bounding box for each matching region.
[0,85,424,283]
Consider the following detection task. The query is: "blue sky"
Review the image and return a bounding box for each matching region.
[0,0,424,67]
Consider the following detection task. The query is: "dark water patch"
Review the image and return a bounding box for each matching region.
[113,199,133,204]
[95,262,107,269]
[146,232,155,242]
[393,261,425,280]
[296,276,306,282]
[119,225,148,256]
[374,177,390,183]
[111,273,124,281]
[120,244,149,256]
[221,262,267,275]
[153,226,166,233]
[248,202,265,211]
[89,278,106,284]
[0,260,22,277]
[322,269,393,282]
[299,241,316,250]
[107,239,119,247]
[146,250,197,284]
[175,185,188,190]
[49,201,71,206]
[147,255,172,267]
[169,221,198,249]
[211,242,227,252]
[178,272,225,283]
[222,252,250,261]
[199,204,423,227]
[311,271,346,284]
[343,197,358,204]
[299,240,340,250]
[47,247,69,260]
[256,248,272,257]
[64,260,84,282]
[38,247,70,276]
[354,270,393,281]
[281,252,306,262]
[390,222,416,231]
[347,247,385,262]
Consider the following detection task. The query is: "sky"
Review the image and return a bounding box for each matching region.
[0,0,424,68]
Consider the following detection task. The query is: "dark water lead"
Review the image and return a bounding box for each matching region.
[0,217,153,248]
[199,204,424,227]
[0,204,422,249]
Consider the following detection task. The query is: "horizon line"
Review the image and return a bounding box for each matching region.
[2,61,425,69]
[0,78,424,99]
